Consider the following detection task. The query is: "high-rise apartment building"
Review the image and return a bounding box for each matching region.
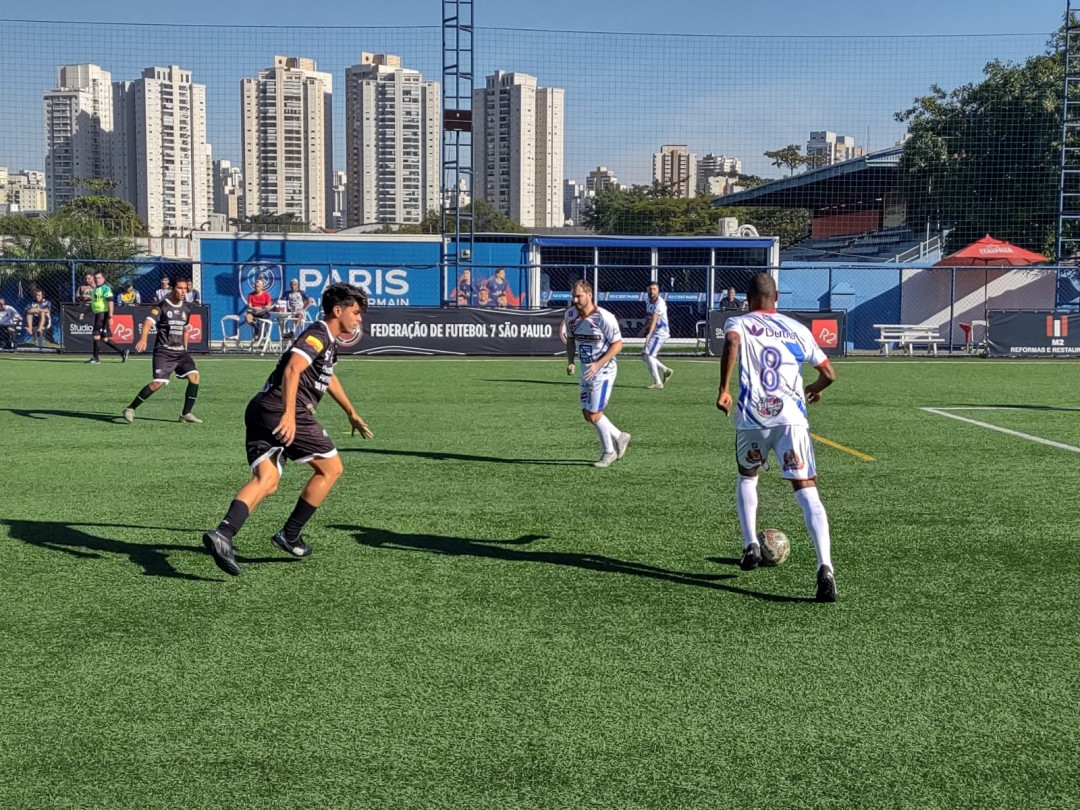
[43,64,113,211]
[653,145,697,198]
[806,131,865,166]
[7,170,48,212]
[331,170,347,229]
[586,166,620,194]
[112,66,213,236]
[344,53,440,228]
[472,71,564,228]
[242,56,333,230]
[696,153,742,195]
[213,159,243,223]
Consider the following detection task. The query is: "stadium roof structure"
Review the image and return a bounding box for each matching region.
[713,145,904,211]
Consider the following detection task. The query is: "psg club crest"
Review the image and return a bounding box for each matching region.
[237,264,282,301]
[336,324,363,349]
[756,395,784,417]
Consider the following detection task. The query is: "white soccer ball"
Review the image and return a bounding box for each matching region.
[757,528,790,566]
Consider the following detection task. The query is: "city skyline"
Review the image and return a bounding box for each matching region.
[0,23,1053,221]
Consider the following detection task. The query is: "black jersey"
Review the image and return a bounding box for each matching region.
[259,320,337,412]
[147,298,191,353]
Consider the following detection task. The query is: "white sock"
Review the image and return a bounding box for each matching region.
[593,416,616,452]
[736,475,759,549]
[643,353,661,383]
[795,486,832,569]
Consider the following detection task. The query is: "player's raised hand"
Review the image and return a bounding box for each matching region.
[349,412,374,440]
[716,390,732,415]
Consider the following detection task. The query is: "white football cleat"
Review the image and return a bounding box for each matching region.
[615,432,631,459]
[593,451,618,468]
[122,408,135,424]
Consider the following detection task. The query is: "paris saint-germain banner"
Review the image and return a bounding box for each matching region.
[340,307,565,356]
[61,303,212,353]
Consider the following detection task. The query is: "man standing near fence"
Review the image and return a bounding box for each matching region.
[124,279,201,424]
[716,272,838,602]
[565,279,630,468]
[87,272,128,365]
[639,281,673,389]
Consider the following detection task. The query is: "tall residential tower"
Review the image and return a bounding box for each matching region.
[43,64,113,211]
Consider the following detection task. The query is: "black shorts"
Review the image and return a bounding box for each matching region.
[152,350,197,382]
[93,312,111,337]
[244,394,337,472]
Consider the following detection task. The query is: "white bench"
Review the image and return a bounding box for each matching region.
[873,324,944,356]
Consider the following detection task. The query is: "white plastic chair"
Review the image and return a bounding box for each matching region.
[252,317,280,355]
[220,315,243,351]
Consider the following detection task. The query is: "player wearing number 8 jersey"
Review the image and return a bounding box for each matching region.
[717,272,838,602]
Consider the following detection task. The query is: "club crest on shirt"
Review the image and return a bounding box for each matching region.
[756,395,784,417]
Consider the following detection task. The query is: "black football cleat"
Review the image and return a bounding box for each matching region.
[271,530,313,558]
[121,349,130,363]
[740,542,761,571]
[816,565,837,603]
[203,529,242,576]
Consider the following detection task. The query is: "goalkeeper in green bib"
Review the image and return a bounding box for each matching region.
[87,271,128,364]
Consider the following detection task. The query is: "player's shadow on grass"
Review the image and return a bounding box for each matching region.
[336,525,813,602]
[0,408,175,424]
[340,447,592,466]
[3,519,297,582]
[481,378,578,386]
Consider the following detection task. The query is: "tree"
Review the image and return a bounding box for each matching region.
[763,144,807,176]
[895,29,1065,257]
[229,212,311,233]
[58,195,148,237]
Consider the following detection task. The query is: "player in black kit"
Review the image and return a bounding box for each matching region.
[123,278,202,423]
[202,283,374,576]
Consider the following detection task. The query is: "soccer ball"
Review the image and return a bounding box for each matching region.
[757,529,790,566]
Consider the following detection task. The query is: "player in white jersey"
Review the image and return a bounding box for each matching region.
[639,281,673,389]
[564,279,631,468]
[716,272,838,602]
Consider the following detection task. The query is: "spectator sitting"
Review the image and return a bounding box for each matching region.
[154,276,172,302]
[76,273,95,304]
[244,278,273,336]
[0,296,21,351]
[116,281,141,305]
[283,279,315,337]
[184,284,201,304]
[24,288,52,346]
[719,287,747,312]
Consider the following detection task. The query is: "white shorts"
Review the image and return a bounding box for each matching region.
[643,334,668,357]
[736,425,817,480]
[579,374,615,413]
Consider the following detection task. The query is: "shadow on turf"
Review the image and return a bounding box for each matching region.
[336,525,814,602]
[3,519,299,581]
[481,378,578,386]
[341,447,592,466]
[0,408,176,424]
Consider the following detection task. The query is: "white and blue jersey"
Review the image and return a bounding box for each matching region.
[644,296,670,355]
[566,306,622,412]
[724,310,827,431]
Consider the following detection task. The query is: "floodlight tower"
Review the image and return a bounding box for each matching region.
[442,0,475,297]
[1057,1,1080,261]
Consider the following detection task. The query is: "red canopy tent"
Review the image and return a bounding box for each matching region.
[934,235,1048,266]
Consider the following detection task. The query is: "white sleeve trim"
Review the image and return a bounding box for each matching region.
[289,347,315,367]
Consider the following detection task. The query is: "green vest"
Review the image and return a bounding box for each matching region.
[91,285,112,314]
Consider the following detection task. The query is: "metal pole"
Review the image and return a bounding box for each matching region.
[949,266,956,357]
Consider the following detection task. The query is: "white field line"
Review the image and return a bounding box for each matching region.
[920,407,1080,454]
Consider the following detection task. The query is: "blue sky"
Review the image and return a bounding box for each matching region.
[0,1,1068,185]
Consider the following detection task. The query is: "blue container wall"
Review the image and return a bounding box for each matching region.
[198,238,442,340]
[779,264,902,350]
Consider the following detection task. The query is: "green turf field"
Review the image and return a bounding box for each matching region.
[1,354,1077,809]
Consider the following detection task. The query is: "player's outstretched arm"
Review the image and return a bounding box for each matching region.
[585,339,622,381]
[717,330,740,414]
[135,317,155,352]
[565,336,576,375]
[327,374,373,439]
[805,360,836,404]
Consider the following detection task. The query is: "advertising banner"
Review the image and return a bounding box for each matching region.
[705,309,847,357]
[342,307,565,356]
[987,310,1080,357]
[61,303,211,353]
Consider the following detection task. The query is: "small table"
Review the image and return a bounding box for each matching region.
[253,311,305,354]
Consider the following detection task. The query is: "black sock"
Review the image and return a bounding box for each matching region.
[128,385,155,410]
[92,338,100,360]
[283,498,317,541]
[182,382,199,415]
[106,339,124,354]
[216,499,250,541]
